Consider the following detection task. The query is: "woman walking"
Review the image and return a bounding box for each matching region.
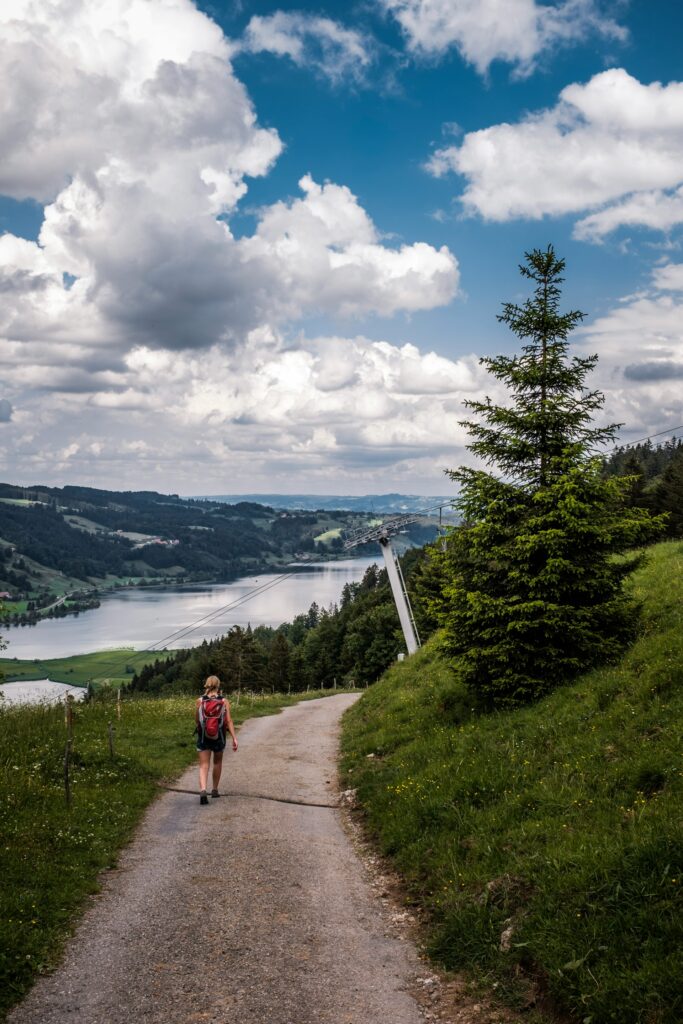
[196,675,238,804]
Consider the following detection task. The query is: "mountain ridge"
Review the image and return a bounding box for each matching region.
[194,493,455,514]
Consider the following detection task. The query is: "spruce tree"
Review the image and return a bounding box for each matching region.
[653,448,683,537]
[440,246,663,708]
[266,632,291,692]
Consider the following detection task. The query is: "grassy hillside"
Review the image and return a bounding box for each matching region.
[341,541,682,1024]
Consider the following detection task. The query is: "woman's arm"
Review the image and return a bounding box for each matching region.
[224,700,238,751]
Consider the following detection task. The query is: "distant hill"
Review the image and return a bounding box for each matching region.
[0,482,388,621]
[0,482,448,624]
[194,493,455,514]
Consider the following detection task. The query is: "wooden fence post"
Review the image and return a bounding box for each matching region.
[108,721,115,760]
[63,740,72,808]
[65,694,74,743]
[117,688,121,720]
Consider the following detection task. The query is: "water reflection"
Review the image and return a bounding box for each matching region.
[2,558,377,660]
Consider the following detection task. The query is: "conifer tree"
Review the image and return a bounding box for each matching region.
[653,448,683,536]
[440,246,663,708]
[266,632,291,692]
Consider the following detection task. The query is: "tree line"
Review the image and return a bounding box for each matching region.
[603,437,683,537]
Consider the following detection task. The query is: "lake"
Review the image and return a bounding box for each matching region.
[1,557,377,660]
[0,679,88,705]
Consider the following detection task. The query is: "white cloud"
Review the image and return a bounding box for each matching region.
[653,262,683,291]
[575,188,683,241]
[0,2,458,363]
[237,11,375,85]
[379,0,624,74]
[574,271,683,437]
[0,0,283,351]
[0,0,275,204]
[244,176,459,318]
[0,170,458,363]
[427,68,683,239]
[0,0,463,492]
[1,332,487,489]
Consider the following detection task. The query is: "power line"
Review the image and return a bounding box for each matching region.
[146,573,296,650]
[606,424,683,453]
[88,571,297,684]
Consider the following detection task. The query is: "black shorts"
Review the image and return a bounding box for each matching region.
[196,734,226,753]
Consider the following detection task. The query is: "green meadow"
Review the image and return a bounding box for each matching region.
[0,649,176,687]
[341,541,683,1024]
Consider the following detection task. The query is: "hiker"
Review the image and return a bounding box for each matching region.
[196,675,238,805]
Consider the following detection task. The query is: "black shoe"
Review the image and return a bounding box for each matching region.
[200,791,209,805]
[211,789,220,798]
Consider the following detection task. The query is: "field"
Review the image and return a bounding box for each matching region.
[341,541,683,1023]
[63,515,109,534]
[0,649,177,687]
[0,687,352,1019]
[314,527,342,543]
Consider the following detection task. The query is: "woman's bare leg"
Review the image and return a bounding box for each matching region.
[198,750,211,792]
[211,751,223,792]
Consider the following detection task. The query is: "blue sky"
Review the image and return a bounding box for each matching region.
[1,0,682,494]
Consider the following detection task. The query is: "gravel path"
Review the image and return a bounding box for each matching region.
[9,694,426,1024]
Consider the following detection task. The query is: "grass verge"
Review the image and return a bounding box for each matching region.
[341,541,683,1024]
[0,687,346,1019]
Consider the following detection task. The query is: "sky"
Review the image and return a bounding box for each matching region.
[1,0,683,496]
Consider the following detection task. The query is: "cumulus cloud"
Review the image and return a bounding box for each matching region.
[237,11,375,85]
[574,187,683,240]
[1,332,488,489]
[0,171,458,363]
[427,68,683,239]
[652,262,683,292]
[0,0,463,490]
[0,0,275,204]
[0,0,282,351]
[0,0,458,368]
[623,360,683,382]
[575,271,683,438]
[378,0,624,74]
[243,176,459,317]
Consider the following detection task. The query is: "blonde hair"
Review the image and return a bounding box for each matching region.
[204,675,221,695]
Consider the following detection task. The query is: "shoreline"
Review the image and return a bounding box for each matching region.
[0,553,366,627]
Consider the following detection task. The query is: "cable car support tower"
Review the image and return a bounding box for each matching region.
[343,514,423,656]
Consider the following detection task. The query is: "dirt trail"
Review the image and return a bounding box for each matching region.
[9,694,427,1024]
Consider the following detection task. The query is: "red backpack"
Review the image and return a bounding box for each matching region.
[198,696,226,741]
